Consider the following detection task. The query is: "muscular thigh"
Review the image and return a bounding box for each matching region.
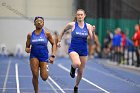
[30,58,39,75]
[69,52,81,65]
[39,62,48,75]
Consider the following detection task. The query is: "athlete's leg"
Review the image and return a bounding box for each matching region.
[69,52,81,68]
[39,62,49,81]
[69,52,81,78]
[30,58,39,93]
[75,56,87,87]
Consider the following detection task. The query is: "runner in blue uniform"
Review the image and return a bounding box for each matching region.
[25,16,56,93]
[57,9,93,92]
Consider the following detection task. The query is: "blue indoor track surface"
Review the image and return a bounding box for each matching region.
[0,56,140,93]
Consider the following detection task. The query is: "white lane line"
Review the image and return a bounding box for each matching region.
[87,65,140,87]
[1,88,17,90]
[58,64,110,93]
[15,63,20,93]
[2,59,11,93]
[46,80,59,93]
[0,75,32,77]
[48,76,65,93]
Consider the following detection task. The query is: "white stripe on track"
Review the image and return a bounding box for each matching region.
[46,80,59,93]
[48,76,65,93]
[2,59,11,93]
[15,63,20,93]
[58,64,110,93]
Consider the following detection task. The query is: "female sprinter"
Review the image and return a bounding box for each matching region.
[57,9,93,92]
[25,16,56,93]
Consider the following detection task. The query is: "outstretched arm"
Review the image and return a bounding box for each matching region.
[57,22,73,47]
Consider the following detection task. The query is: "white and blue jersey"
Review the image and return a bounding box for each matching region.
[68,22,89,56]
[30,29,49,62]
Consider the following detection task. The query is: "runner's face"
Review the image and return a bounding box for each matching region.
[35,18,44,29]
[76,10,85,22]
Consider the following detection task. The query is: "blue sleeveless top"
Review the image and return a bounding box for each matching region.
[30,29,48,55]
[69,22,89,54]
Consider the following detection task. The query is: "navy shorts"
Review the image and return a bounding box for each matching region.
[30,53,49,62]
[68,47,88,56]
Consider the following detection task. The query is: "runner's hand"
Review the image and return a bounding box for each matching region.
[25,48,31,53]
[49,57,54,64]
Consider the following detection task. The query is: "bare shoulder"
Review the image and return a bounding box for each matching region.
[67,22,75,27]
[44,30,51,38]
[27,32,32,38]
[86,23,92,28]
[69,22,75,25]
[63,22,75,31]
[86,23,92,32]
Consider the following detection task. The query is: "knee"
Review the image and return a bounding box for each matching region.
[41,76,48,81]
[73,62,81,68]
[41,74,48,81]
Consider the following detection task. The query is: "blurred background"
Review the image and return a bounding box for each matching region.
[0,1,140,93]
[0,0,140,57]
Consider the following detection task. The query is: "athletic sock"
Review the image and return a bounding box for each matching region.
[46,65,49,71]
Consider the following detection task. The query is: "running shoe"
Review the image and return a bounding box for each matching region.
[70,65,76,78]
[74,86,78,93]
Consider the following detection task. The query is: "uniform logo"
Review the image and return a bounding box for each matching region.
[76,32,88,36]
[32,39,45,42]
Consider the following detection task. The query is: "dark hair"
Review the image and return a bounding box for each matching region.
[73,16,77,22]
[34,16,44,23]
[77,9,86,14]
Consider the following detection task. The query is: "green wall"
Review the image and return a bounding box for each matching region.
[85,18,139,47]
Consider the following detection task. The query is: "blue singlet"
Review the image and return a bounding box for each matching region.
[68,22,89,56]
